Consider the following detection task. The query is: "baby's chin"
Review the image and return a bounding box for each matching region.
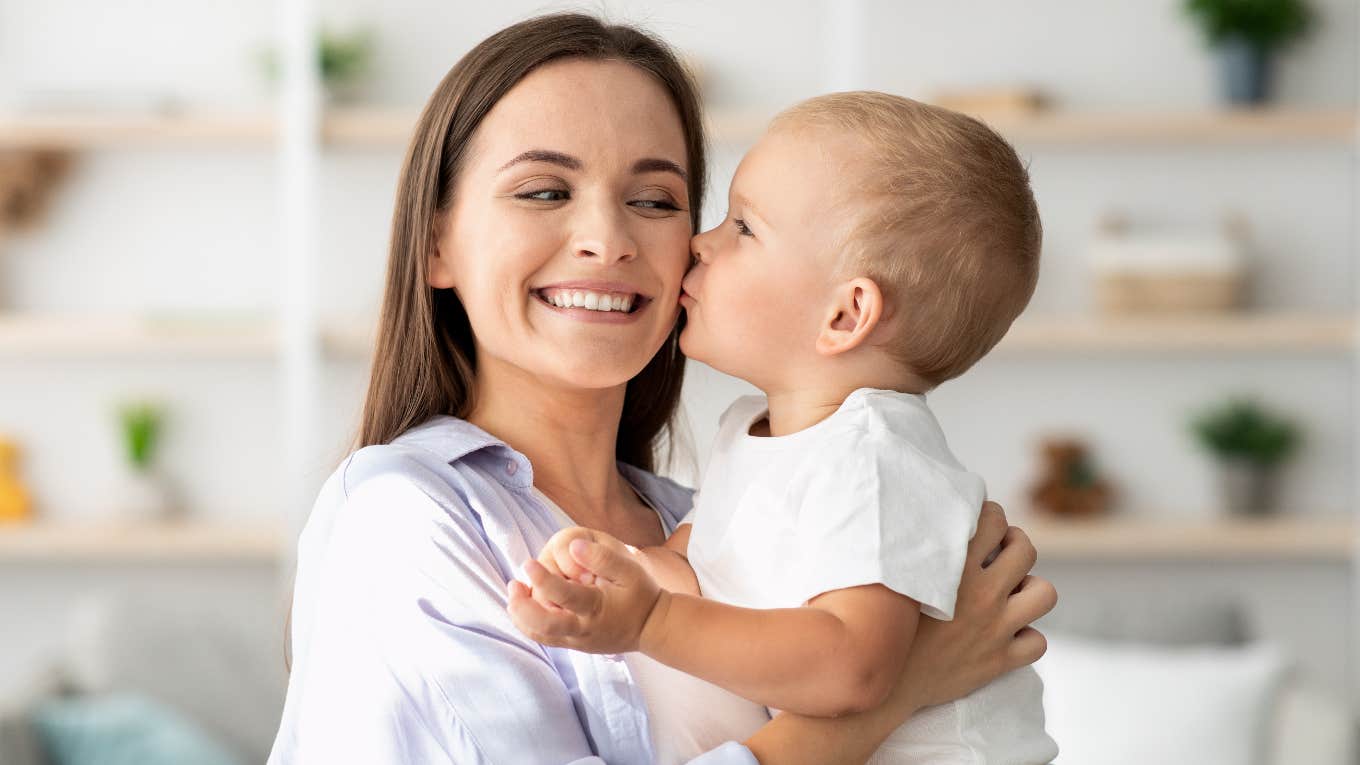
[678,323,745,380]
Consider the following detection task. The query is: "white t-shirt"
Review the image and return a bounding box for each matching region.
[533,488,770,764]
[686,389,1058,765]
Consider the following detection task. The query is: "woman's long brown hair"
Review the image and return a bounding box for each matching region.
[357,12,707,472]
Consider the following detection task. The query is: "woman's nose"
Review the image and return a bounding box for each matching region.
[571,205,637,265]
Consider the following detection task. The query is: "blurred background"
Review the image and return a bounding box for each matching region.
[0,0,1356,763]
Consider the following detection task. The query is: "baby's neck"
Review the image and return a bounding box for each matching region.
[760,370,928,437]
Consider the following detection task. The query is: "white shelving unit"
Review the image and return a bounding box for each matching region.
[0,15,1356,725]
[1,106,1356,560]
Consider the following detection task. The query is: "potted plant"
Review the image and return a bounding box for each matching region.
[259,26,376,103]
[113,401,175,522]
[1190,398,1300,515]
[1183,0,1313,104]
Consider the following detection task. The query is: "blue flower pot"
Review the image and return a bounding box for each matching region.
[1218,36,1272,105]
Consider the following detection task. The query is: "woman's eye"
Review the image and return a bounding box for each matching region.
[734,218,753,237]
[631,198,681,211]
[516,189,569,202]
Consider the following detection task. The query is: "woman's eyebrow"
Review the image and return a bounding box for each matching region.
[499,149,582,173]
[632,158,688,183]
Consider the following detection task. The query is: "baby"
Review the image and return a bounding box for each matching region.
[509,92,1057,763]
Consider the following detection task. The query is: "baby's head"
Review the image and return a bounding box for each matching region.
[681,92,1040,394]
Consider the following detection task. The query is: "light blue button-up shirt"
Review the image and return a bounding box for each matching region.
[268,415,760,764]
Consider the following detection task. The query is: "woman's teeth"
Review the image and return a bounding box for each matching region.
[540,289,636,313]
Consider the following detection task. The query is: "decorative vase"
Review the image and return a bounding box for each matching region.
[0,437,33,524]
[1217,458,1279,516]
[111,466,175,523]
[1217,36,1271,105]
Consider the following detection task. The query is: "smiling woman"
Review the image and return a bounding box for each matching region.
[268,12,1052,765]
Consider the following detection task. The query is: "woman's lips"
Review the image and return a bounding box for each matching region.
[532,289,651,324]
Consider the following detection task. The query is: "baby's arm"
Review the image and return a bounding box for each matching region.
[514,530,919,718]
[643,584,919,717]
[636,524,700,596]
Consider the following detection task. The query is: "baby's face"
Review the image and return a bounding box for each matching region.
[680,127,852,390]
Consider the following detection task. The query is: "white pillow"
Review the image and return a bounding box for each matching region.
[1034,633,1286,765]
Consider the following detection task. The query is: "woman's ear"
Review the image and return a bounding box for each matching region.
[815,277,884,357]
[427,223,457,289]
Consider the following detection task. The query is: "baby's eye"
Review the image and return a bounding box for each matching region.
[733,218,753,237]
[516,189,569,202]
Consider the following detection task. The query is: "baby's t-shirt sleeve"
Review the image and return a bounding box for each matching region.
[790,427,985,620]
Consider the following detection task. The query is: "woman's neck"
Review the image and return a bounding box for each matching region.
[467,355,637,530]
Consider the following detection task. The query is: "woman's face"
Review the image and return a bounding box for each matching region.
[433,58,692,393]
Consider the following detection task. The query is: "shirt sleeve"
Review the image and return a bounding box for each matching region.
[791,429,984,620]
[272,466,759,765]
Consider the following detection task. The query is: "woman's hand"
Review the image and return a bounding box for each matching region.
[884,500,1056,716]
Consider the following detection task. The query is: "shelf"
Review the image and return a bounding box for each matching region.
[982,109,1355,145]
[0,109,417,150]
[0,521,285,563]
[1027,516,1355,561]
[995,313,1355,354]
[2,313,1350,360]
[0,112,276,149]
[5,108,1348,150]
[0,315,277,359]
[707,108,1356,146]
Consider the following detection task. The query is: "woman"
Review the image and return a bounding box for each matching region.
[269,13,1055,765]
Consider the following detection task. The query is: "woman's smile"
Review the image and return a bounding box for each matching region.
[531,280,655,324]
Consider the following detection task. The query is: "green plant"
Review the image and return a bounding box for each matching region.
[1190,398,1300,465]
[1183,0,1313,49]
[259,26,375,87]
[119,402,163,471]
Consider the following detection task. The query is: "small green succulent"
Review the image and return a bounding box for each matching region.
[119,402,164,471]
[1183,0,1313,50]
[1190,398,1300,465]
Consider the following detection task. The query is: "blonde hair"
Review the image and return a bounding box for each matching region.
[772,92,1041,386]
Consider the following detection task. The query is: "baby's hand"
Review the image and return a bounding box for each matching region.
[507,531,664,655]
[536,526,613,586]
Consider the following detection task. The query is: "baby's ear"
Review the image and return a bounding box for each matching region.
[815,277,884,357]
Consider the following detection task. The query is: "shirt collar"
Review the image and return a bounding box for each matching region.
[389,414,535,489]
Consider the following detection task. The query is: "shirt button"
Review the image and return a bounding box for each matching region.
[505,460,518,476]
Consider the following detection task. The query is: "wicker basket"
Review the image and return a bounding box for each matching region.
[1097,271,1244,314]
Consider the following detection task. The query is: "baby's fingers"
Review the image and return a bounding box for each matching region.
[524,559,602,616]
[508,581,583,646]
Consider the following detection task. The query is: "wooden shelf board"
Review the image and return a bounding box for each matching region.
[0,521,285,562]
[1027,516,1356,561]
[706,108,1356,146]
[997,314,1355,354]
[0,315,278,359]
[4,108,1348,150]
[0,113,276,148]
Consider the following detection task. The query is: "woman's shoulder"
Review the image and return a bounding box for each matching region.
[306,416,534,544]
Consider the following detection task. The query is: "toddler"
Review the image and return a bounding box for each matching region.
[509,92,1057,764]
